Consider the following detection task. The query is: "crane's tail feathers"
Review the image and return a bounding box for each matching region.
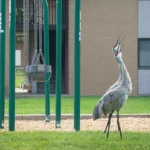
[93,101,104,120]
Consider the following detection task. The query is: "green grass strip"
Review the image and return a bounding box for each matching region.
[0,131,150,150]
[4,96,150,114]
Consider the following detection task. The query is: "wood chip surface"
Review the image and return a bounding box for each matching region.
[1,117,150,132]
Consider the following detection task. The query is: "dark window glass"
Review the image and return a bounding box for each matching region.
[139,39,150,68]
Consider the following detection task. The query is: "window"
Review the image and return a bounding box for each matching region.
[138,39,150,68]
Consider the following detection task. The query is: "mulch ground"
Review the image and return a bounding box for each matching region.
[1,117,150,132]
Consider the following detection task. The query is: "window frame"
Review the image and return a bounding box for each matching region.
[138,38,150,69]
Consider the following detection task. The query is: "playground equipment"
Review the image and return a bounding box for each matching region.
[9,0,51,131]
[74,0,81,131]
[55,0,62,128]
[0,0,6,129]
[20,0,31,90]
[0,0,81,132]
[55,0,81,131]
[21,0,51,93]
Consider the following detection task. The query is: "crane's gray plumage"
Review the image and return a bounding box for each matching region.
[106,65,123,94]
[93,37,132,138]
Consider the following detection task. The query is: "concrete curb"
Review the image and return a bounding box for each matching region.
[4,114,150,121]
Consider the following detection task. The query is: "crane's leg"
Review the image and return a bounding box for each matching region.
[103,112,113,138]
[106,112,113,138]
[117,112,122,139]
[104,117,109,133]
[104,112,113,133]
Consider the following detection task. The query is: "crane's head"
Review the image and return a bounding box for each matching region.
[112,36,124,58]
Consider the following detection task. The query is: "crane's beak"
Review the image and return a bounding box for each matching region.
[113,35,124,55]
[113,35,121,49]
[120,43,125,52]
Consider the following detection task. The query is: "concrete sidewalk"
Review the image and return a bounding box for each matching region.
[15,88,28,93]
[5,114,150,121]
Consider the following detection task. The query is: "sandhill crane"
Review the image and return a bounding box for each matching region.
[93,37,132,138]
[106,37,123,93]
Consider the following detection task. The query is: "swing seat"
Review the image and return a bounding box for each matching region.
[25,64,52,82]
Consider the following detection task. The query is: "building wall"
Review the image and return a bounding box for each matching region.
[68,0,138,96]
[138,0,150,95]
[16,34,24,66]
[16,32,34,67]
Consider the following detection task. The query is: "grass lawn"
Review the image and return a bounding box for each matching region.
[0,131,150,150]
[4,96,150,114]
[15,68,25,88]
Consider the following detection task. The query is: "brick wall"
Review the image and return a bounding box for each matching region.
[68,0,138,96]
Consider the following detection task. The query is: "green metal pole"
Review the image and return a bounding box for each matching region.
[41,0,50,122]
[74,0,81,131]
[0,0,6,129]
[9,0,16,131]
[55,0,62,128]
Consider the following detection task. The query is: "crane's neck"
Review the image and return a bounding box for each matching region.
[115,56,123,81]
[116,56,131,83]
[118,64,123,81]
